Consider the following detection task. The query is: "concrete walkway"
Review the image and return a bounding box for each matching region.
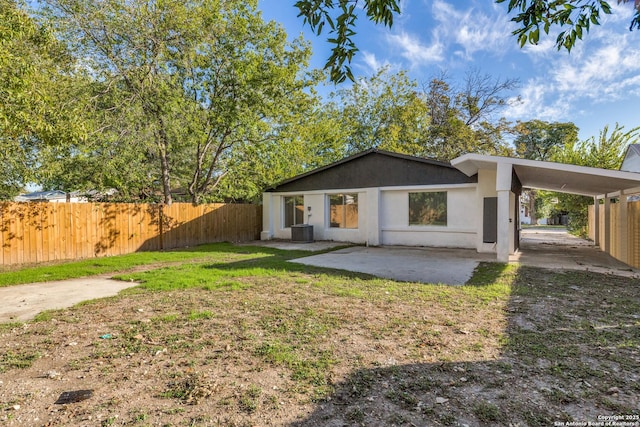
[0,276,139,323]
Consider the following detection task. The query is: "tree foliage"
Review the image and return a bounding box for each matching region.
[313,68,516,162]
[545,124,640,236]
[323,68,430,156]
[514,120,579,161]
[497,0,640,51]
[0,0,86,198]
[43,0,314,204]
[424,71,517,161]
[295,0,640,83]
[295,0,400,83]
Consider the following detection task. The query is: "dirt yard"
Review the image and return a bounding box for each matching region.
[1,260,639,426]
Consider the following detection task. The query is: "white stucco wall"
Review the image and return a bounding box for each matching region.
[263,184,484,249]
[379,184,477,248]
[263,190,368,244]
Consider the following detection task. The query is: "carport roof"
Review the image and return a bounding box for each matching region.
[451,154,640,197]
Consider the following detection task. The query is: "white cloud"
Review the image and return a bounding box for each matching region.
[361,51,383,73]
[549,34,640,103]
[505,6,640,131]
[431,0,515,59]
[358,51,401,75]
[381,0,517,70]
[506,79,563,121]
[386,30,444,67]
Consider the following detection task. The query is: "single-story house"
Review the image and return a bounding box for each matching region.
[14,190,74,203]
[261,149,640,263]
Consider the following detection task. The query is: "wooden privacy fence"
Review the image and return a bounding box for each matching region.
[0,202,262,266]
[588,200,640,269]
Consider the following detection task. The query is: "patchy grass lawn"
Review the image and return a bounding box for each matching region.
[0,244,638,426]
[0,243,341,287]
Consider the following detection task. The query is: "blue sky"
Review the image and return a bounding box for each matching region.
[258,0,640,142]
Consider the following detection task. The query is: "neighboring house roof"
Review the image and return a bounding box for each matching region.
[14,190,67,202]
[621,144,640,173]
[267,149,477,193]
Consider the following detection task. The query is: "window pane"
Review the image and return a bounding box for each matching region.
[284,195,304,227]
[329,193,358,229]
[409,192,447,226]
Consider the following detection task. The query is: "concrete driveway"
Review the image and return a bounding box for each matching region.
[513,227,638,277]
[287,228,638,284]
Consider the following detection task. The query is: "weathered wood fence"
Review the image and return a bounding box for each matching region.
[0,202,262,266]
[588,200,640,269]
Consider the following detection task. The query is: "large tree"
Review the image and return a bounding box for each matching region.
[514,120,579,161]
[44,0,313,204]
[513,120,579,224]
[323,68,431,156]
[424,71,517,161]
[0,0,86,198]
[313,68,515,162]
[294,0,640,83]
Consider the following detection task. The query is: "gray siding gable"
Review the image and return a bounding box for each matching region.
[267,149,477,193]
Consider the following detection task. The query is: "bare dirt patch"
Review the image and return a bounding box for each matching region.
[1,264,639,426]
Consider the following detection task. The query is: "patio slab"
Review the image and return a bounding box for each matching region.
[290,246,496,285]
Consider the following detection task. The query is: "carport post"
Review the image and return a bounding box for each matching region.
[603,196,611,254]
[496,161,512,263]
[593,196,600,247]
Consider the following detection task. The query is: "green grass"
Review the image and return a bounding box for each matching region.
[0,350,41,373]
[2,240,639,425]
[0,243,338,287]
[114,245,362,293]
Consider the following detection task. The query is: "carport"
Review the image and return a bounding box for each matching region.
[451,154,640,265]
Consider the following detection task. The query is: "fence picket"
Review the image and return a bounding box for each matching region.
[0,202,261,266]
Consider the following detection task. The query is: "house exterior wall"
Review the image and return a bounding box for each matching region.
[265,190,369,244]
[620,146,640,172]
[379,184,477,248]
[261,168,518,258]
[263,184,479,249]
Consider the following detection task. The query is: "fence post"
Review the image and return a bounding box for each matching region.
[159,204,164,250]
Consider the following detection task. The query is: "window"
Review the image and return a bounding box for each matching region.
[284,195,304,228]
[409,192,447,226]
[329,193,358,229]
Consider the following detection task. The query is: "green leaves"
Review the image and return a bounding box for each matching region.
[0,0,88,198]
[514,120,579,161]
[496,0,639,52]
[295,0,400,83]
[41,0,315,204]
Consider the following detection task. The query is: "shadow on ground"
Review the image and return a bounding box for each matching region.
[290,265,640,426]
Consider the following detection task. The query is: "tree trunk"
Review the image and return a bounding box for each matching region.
[529,190,537,225]
[156,116,173,206]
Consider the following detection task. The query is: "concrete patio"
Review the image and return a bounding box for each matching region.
[251,228,639,285]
